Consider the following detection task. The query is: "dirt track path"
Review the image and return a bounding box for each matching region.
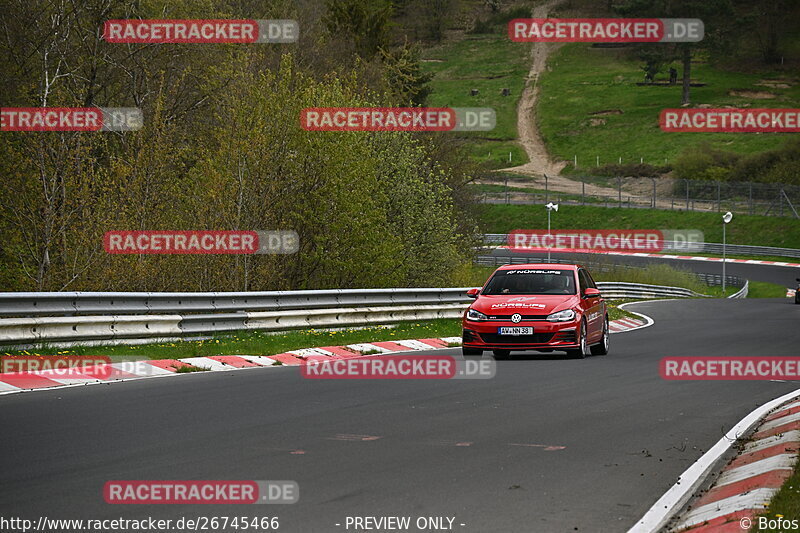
[497,0,565,178]
[484,1,621,198]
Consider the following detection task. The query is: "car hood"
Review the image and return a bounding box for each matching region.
[471,294,579,316]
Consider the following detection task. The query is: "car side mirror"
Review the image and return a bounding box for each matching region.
[467,288,480,299]
[583,288,601,298]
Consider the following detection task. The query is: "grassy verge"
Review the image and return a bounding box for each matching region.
[593,263,710,294]
[479,204,800,249]
[461,262,720,296]
[422,32,529,168]
[748,281,791,298]
[0,320,463,360]
[753,460,800,532]
[537,42,800,168]
[606,300,642,322]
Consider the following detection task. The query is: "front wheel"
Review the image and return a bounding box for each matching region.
[566,319,588,359]
[462,347,483,356]
[590,316,609,356]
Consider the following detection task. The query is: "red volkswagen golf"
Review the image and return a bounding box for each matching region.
[461,264,609,359]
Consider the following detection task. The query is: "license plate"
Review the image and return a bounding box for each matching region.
[498,327,533,335]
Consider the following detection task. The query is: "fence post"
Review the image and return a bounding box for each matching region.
[545,174,549,203]
[749,183,753,216]
[685,179,690,210]
[617,177,622,207]
[505,177,509,205]
[717,181,721,212]
[582,179,586,205]
[651,177,656,208]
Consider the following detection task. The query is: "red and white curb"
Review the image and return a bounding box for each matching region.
[630,389,800,533]
[494,246,800,269]
[609,317,647,333]
[0,337,461,395]
[0,308,658,396]
[668,400,800,532]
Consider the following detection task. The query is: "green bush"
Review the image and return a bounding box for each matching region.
[673,139,800,186]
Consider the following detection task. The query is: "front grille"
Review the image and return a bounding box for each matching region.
[479,332,555,344]
[487,314,549,321]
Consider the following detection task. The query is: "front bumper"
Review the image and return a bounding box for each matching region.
[462,320,580,350]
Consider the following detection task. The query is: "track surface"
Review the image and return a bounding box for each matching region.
[2,299,799,532]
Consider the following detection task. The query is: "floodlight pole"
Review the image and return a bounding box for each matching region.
[722,212,732,294]
[547,207,551,262]
[722,221,727,294]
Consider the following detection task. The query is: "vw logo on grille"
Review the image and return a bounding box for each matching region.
[511,313,522,323]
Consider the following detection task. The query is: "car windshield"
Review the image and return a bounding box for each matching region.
[483,269,576,295]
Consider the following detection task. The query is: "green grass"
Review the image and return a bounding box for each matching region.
[753,461,800,532]
[175,364,210,373]
[593,263,710,294]
[422,33,530,168]
[537,43,800,169]
[462,262,721,298]
[608,300,643,322]
[748,281,791,298]
[479,204,800,249]
[0,320,463,360]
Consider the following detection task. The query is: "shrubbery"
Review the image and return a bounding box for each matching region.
[673,139,800,185]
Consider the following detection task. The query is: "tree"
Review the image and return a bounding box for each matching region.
[323,0,394,58]
[615,0,734,105]
[380,43,433,106]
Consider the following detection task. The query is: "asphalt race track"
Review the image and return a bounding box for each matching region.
[1,298,799,532]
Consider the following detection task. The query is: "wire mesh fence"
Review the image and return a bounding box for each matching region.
[479,175,800,218]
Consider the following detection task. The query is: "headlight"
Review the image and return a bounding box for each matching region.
[466,308,488,321]
[547,309,576,322]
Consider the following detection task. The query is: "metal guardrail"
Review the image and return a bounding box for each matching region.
[0,289,473,347]
[595,282,707,299]
[0,288,472,318]
[0,281,746,347]
[482,234,800,259]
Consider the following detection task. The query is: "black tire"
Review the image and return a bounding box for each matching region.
[492,349,511,360]
[590,316,609,356]
[462,347,483,356]
[566,319,588,359]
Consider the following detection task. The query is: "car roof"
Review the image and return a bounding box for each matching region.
[495,263,581,271]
